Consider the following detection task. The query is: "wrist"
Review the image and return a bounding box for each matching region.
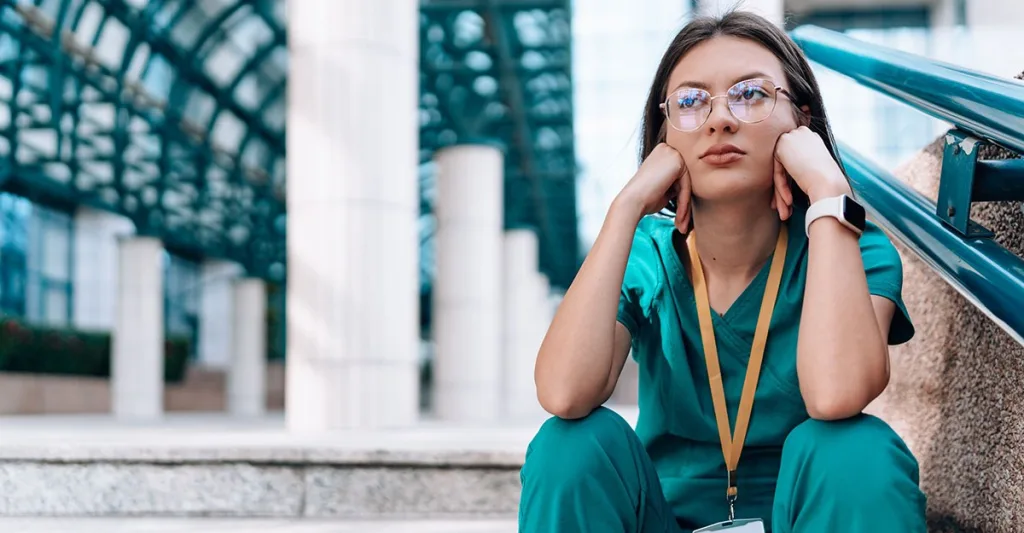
[610,192,647,223]
[807,178,852,204]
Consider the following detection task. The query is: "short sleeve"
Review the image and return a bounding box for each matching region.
[616,220,665,341]
[860,221,915,345]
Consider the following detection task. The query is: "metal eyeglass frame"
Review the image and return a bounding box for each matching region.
[659,78,797,132]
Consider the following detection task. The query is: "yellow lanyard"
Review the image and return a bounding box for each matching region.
[687,225,788,520]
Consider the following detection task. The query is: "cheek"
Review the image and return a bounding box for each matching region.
[665,130,701,169]
[747,120,791,164]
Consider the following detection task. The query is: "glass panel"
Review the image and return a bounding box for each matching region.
[0,232,27,316]
[44,284,68,327]
[164,252,201,357]
[42,210,71,279]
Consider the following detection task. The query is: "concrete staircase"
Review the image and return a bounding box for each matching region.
[0,410,611,521]
[0,517,517,532]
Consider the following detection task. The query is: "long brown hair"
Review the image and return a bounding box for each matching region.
[640,10,846,212]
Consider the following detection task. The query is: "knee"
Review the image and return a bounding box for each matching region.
[783,414,921,491]
[522,406,634,484]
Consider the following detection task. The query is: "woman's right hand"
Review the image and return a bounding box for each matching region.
[616,143,691,230]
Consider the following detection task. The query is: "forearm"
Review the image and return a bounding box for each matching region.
[534,195,643,416]
[797,214,889,420]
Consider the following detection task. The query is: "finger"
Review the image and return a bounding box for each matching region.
[770,195,777,210]
[779,190,791,221]
[774,157,794,207]
[680,166,692,230]
[674,182,686,229]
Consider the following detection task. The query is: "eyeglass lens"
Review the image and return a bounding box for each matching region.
[665,79,779,131]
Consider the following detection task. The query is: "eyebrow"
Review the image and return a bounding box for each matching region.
[668,71,775,93]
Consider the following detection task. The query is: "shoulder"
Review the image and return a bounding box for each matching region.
[859,220,915,344]
[786,206,901,269]
[626,215,676,272]
[632,215,674,251]
[621,215,675,296]
[858,219,905,282]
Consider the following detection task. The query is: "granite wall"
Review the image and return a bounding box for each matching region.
[866,70,1024,533]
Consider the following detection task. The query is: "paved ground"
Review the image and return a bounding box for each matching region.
[0,518,517,532]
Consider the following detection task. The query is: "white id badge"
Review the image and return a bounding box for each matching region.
[693,518,766,532]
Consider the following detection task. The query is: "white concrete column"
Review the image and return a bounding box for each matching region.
[72,208,134,331]
[229,278,268,417]
[198,260,243,368]
[286,0,421,430]
[112,236,164,421]
[701,0,783,26]
[501,229,545,421]
[534,272,553,329]
[966,0,1024,27]
[433,143,504,422]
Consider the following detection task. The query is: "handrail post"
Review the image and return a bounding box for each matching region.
[937,130,993,238]
[938,129,1024,238]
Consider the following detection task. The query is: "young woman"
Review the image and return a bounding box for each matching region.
[519,10,927,533]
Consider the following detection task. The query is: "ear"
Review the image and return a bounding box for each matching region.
[798,105,812,127]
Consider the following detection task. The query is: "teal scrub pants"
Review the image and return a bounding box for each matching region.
[518,407,926,533]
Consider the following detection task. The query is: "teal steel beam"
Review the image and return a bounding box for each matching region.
[0,8,273,270]
[422,0,562,10]
[483,3,549,234]
[98,0,285,154]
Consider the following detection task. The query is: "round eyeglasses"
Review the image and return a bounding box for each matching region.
[660,78,796,132]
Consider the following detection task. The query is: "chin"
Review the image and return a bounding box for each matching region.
[693,168,771,202]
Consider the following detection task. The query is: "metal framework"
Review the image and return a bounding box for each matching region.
[0,0,579,304]
[420,0,579,291]
[0,0,287,279]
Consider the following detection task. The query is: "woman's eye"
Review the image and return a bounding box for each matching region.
[741,88,767,100]
[675,92,705,109]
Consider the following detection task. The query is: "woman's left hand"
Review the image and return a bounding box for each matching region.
[771,126,853,221]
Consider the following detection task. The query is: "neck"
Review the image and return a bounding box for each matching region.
[688,193,782,281]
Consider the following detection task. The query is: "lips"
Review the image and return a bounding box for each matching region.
[700,143,746,165]
[700,143,746,159]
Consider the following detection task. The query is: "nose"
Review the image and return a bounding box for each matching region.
[704,96,739,134]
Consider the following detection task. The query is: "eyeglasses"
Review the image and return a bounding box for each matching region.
[660,78,796,132]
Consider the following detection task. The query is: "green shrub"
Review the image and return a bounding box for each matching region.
[0,316,190,383]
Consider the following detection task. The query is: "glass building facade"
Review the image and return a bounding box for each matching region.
[0,193,73,326]
[0,192,201,356]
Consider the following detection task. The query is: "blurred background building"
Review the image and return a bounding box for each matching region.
[1,0,1022,423]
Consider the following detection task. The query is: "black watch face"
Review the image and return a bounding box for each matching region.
[842,196,866,231]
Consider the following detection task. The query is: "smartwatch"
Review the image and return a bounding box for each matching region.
[805,194,865,237]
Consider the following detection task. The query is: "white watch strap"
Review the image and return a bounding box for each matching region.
[805,195,859,236]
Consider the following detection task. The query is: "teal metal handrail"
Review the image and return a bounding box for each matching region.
[791,25,1024,155]
[840,143,1024,346]
[791,26,1024,346]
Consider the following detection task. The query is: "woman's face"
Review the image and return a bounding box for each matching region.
[663,35,803,204]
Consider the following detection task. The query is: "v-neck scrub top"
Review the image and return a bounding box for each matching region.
[615,207,915,526]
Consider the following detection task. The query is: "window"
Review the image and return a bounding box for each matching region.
[0,193,30,317]
[25,204,74,327]
[164,251,201,359]
[0,194,75,326]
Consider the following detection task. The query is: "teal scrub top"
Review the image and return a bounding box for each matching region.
[615,206,914,528]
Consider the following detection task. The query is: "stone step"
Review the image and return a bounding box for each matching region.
[0,409,640,519]
[0,517,517,533]
[0,434,522,518]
